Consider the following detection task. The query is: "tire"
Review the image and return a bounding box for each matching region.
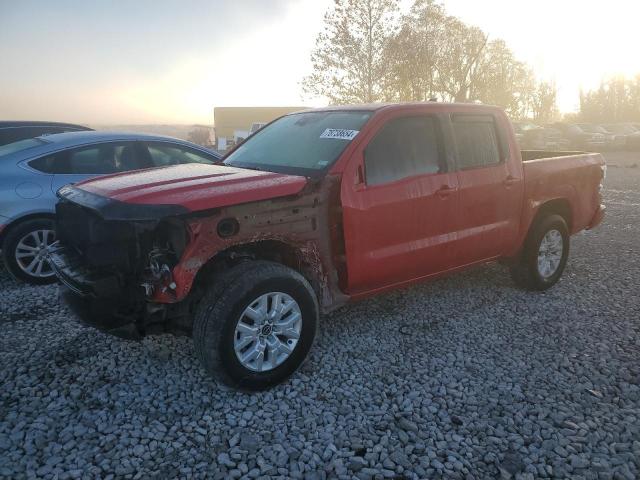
[1,218,57,285]
[193,261,319,391]
[510,214,570,291]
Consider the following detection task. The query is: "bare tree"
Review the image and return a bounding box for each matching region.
[384,0,447,101]
[302,0,399,104]
[188,127,212,146]
[529,80,558,123]
[469,39,537,118]
[435,17,488,102]
[303,0,557,120]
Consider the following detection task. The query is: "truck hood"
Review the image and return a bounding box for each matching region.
[71,163,308,213]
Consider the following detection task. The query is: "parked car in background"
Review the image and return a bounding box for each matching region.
[601,124,640,150]
[512,122,546,150]
[548,123,606,150]
[576,124,625,150]
[541,126,571,151]
[50,103,605,390]
[0,132,221,284]
[0,121,92,146]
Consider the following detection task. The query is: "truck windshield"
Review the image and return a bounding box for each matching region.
[223,111,372,176]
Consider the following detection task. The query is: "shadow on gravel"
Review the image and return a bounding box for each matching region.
[1,306,60,325]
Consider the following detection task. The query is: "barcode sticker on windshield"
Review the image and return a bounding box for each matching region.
[320,128,359,140]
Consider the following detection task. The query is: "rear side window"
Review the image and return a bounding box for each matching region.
[29,142,140,174]
[144,143,218,167]
[0,138,47,157]
[28,154,57,173]
[452,115,501,169]
[364,116,443,186]
[0,126,84,146]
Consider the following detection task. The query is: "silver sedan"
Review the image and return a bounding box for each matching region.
[0,131,220,284]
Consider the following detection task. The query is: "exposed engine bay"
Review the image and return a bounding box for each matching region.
[51,197,193,338]
[49,178,346,340]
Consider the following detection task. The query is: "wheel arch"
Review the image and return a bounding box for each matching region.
[191,239,326,306]
[0,212,56,246]
[509,198,573,263]
[531,198,573,232]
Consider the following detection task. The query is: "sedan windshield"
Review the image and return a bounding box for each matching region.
[224,111,372,176]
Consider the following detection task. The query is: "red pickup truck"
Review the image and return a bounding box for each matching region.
[50,103,605,390]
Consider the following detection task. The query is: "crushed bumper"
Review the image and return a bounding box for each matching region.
[58,286,142,340]
[49,244,143,340]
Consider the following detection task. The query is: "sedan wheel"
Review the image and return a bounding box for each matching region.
[2,218,58,285]
[15,229,56,279]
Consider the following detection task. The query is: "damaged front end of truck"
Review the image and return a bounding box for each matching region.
[49,177,346,340]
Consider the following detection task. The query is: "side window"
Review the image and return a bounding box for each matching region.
[145,143,217,167]
[0,127,46,146]
[29,142,140,174]
[364,116,443,186]
[28,154,57,174]
[452,116,501,169]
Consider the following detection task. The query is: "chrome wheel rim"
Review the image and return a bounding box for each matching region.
[537,229,563,279]
[15,229,56,278]
[233,292,302,372]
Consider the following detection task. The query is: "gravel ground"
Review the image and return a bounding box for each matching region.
[1,153,639,480]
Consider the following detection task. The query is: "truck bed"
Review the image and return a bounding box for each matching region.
[521,150,585,161]
[520,150,605,237]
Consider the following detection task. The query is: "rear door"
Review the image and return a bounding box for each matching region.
[341,113,459,293]
[451,114,523,265]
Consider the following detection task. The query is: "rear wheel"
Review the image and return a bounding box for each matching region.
[193,261,318,390]
[2,218,57,285]
[510,214,570,291]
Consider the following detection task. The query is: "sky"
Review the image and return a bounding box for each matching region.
[1,0,638,125]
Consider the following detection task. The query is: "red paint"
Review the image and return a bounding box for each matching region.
[72,103,605,312]
[76,163,308,212]
[337,104,603,302]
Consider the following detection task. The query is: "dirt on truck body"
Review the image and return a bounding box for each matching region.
[50,102,605,390]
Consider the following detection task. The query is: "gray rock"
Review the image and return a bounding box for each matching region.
[1,163,639,480]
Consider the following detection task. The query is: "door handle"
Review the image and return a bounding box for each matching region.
[436,185,456,198]
[503,176,518,187]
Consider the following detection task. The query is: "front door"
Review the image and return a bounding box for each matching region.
[341,114,459,294]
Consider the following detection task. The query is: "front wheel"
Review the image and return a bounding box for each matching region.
[2,218,57,285]
[193,261,319,390]
[510,214,570,291]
